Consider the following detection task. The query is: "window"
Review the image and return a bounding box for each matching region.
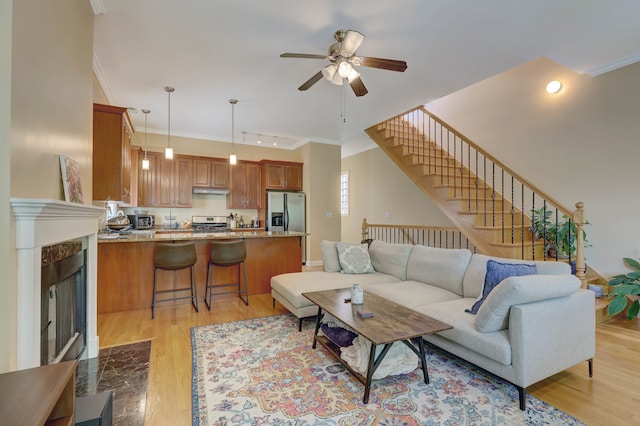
[340,171,349,216]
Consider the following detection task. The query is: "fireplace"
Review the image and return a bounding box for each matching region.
[41,241,87,365]
[11,198,105,369]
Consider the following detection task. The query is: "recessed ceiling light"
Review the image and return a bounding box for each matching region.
[546,80,562,94]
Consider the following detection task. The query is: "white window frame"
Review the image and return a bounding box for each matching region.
[340,171,349,216]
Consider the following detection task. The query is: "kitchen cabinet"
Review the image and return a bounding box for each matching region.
[93,103,134,204]
[136,151,187,207]
[193,157,229,189]
[175,156,193,207]
[262,161,303,191]
[228,161,261,209]
[137,151,159,207]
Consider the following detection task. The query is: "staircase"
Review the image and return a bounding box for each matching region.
[365,106,610,322]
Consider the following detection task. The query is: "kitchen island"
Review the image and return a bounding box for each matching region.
[97,230,305,314]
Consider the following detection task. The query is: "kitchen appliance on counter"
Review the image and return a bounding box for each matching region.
[191,216,231,233]
[127,214,155,230]
[267,191,306,263]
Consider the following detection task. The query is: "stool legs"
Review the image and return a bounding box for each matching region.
[152,265,198,319]
[204,261,249,310]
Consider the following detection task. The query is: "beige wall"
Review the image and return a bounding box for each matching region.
[0,0,12,373]
[133,132,302,163]
[2,0,94,372]
[341,148,453,243]
[11,0,94,201]
[299,142,342,264]
[427,57,640,276]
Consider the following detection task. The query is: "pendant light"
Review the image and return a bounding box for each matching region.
[141,109,150,170]
[229,98,238,165]
[164,86,174,159]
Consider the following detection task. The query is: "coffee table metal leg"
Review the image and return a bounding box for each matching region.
[312,307,323,349]
[417,338,429,384]
[363,342,394,404]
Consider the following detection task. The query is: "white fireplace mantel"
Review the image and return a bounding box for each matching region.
[11,198,105,369]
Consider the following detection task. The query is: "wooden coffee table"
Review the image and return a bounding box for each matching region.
[303,288,452,403]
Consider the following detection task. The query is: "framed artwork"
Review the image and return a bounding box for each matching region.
[59,155,84,203]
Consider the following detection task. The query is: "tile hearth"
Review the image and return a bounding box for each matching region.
[75,341,151,426]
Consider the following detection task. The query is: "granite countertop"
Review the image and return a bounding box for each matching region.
[97,229,307,243]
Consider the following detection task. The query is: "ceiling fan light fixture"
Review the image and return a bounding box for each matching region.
[337,59,353,78]
[321,64,336,81]
[347,68,360,83]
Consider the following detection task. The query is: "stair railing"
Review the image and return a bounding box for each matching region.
[371,105,589,284]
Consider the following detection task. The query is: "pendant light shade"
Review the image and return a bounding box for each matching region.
[141,109,150,170]
[164,86,175,159]
[229,98,238,165]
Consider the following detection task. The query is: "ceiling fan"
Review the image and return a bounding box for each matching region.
[280,29,407,97]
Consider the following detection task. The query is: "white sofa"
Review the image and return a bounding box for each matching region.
[270,239,595,410]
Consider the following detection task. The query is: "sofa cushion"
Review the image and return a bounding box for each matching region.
[475,274,582,332]
[336,243,374,274]
[365,280,460,310]
[406,246,472,296]
[416,298,512,366]
[271,271,400,310]
[466,260,537,314]
[368,240,414,280]
[320,240,342,272]
[462,254,571,299]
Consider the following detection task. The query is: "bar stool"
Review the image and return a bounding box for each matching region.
[152,242,198,319]
[205,240,249,310]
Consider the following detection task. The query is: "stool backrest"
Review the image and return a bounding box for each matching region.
[154,242,197,270]
[209,240,246,265]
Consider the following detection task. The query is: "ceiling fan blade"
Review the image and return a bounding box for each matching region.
[281,53,329,60]
[339,30,365,57]
[358,56,408,72]
[349,76,368,97]
[298,71,323,91]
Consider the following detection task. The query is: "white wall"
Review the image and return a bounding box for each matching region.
[427,57,640,276]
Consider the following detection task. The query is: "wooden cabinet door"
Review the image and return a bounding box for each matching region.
[284,164,302,190]
[263,161,303,190]
[264,163,285,189]
[175,156,193,207]
[246,163,261,208]
[228,163,247,208]
[92,104,134,203]
[156,155,175,207]
[137,153,158,206]
[211,159,229,188]
[193,159,211,187]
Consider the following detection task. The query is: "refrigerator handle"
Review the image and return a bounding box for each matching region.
[283,193,289,231]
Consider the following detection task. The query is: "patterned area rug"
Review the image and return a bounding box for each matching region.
[191,315,584,425]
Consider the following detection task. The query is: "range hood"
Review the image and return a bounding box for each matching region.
[193,187,229,195]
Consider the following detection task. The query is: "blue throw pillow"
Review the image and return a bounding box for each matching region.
[466,260,537,314]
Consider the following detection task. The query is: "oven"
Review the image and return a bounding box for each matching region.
[191,215,231,233]
[127,214,155,230]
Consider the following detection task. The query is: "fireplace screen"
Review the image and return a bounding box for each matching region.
[41,242,86,365]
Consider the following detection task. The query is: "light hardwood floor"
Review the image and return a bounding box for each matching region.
[97,295,640,425]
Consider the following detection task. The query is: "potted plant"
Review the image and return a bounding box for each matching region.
[529,207,590,259]
[607,257,640,320]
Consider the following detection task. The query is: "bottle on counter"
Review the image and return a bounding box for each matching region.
[238,216,244,228]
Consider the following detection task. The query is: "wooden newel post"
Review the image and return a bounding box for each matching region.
[573,201,587,287]
[361,218,369,243]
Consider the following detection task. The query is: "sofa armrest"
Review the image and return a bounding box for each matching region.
[508,289,595,387]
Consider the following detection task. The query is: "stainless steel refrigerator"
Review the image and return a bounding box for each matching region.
[267,191,306,263]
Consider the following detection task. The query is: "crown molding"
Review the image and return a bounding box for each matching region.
[89,0,105,15]
[92,53,115,105]
[587,51,640,76]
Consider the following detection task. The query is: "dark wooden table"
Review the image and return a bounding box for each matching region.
[303,288,452,403]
